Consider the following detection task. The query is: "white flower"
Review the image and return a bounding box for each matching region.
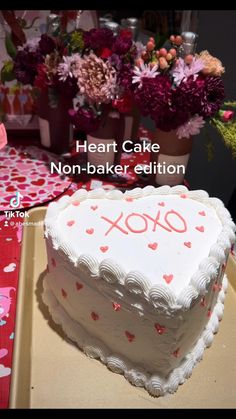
[132,63,159,88]
[57,54,81,82]
[134,41,146,57]
[176,115,205,139]
[171,57,204,86]
[18,37,40,52]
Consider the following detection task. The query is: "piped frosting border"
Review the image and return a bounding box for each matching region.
[44,185,235,311]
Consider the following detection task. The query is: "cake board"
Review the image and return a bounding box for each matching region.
[9,207,236,408]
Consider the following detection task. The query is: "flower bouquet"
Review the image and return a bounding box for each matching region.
[4,31,83,152]
[66,27,139,166]
[131,34,226,185]
[4,26,139,157]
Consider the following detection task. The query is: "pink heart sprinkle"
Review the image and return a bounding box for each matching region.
[184,241,191,248]
[91,205,98,211]
[158,202,165,207]
[173,348,180,358]
[72,201,80,206]
[200,297,206,307]
[91,311,99,321]
[76,282,83,291]
[163,274,173,284]
[213,283,218,291]
[86,228,94,235]
[180,194,187,198]
[61,288,67,298]
[125,331,135,342]
[67,220,75,227]
[148,242,158,251]
[112,302,121,311]
[195,225,204,233]
[125,197,133,202]
[199,211,206,216]
[155,323,166,335]
[100,246,109,253]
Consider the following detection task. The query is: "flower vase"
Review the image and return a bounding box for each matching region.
[124,104,140,142]
[150,129,193,186]
[37,90,73,154]
[86,111,125,169]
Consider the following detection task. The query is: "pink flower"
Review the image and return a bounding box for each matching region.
[76,52,117,105]
[219,110,234,122]
[132,62,159,88]
[176,115,205,139]
[171,57,204,85]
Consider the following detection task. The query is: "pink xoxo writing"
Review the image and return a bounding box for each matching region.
[101,210,187,236]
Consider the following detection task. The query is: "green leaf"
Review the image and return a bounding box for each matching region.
[202,124,215,161]
[24,16,40,30]
[0,60,15,83]
[5,32,17,59]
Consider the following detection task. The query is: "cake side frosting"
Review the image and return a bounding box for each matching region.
[42,272,228,397]
[43,185,235,397]
[44,185,235,311]
[42,237,226,377]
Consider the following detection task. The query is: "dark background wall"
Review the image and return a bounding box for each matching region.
[186,10,236,208]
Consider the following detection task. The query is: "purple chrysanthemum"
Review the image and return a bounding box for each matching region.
[134,75,171,116]
[199,75,225,117]
[83,28,114,50]
[38,34,56,55]
[112,34,132,55]
[108,53,122,71]
[134,75,191,131]
[172,76,206,116]
[13,49,44,85]
[118,62,134,91]
[69,106,101,133]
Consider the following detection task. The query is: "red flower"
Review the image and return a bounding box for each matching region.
[120,29,132,39]
[112,93,132,113]
[98,47,112,59]
[34,64,48,90]
[219,110,234,122]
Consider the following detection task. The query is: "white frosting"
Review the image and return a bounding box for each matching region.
[43,186,235,397]
[42,271,228,397]
[44,186,236,303]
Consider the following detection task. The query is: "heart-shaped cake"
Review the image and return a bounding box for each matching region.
[43,185,235,396]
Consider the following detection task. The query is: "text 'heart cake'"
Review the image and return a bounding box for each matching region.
[43,185,235,397]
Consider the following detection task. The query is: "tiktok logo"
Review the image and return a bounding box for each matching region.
[10,191,23,209]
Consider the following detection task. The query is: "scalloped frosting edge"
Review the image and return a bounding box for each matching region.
[42,273,228,397]
[44,185,236,311]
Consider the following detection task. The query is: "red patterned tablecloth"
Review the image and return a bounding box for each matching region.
[0,126,154,408]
